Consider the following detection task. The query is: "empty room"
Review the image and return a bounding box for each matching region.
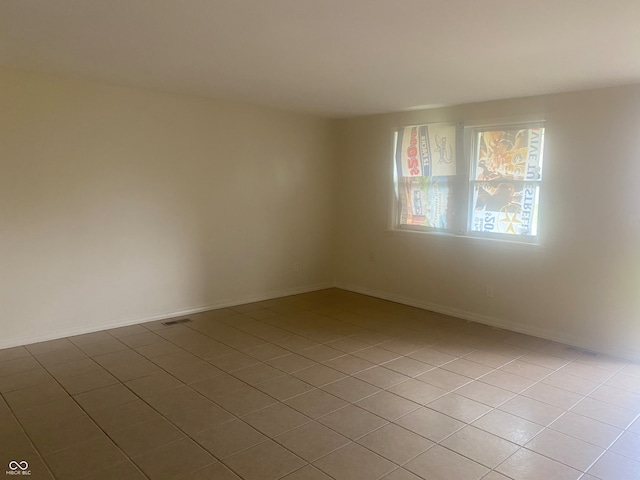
[1,1,639,479]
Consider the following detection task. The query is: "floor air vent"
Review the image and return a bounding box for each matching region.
[161,318,192,326]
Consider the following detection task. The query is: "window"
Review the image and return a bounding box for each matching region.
[393,123,459,230]
[393,121,545,243]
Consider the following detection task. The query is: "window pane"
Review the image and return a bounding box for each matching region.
[469,182,540,236]
[396,123,457,177]
[473,127,544,181]
[398,176,453,229]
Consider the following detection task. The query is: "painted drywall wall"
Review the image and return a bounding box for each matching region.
[334,85,640,360]
[0,68,336,347]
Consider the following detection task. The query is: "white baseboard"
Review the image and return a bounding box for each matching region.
[335,282,640,362]
[0,282,334,350]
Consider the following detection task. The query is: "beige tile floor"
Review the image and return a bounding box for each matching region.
[1,288,640,480]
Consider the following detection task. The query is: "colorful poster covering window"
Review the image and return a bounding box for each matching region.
[395,123,456,230]
[396,123,457,178]
[470,182,540,236]
[469,126,544,238]
[473,127,544,181]
[398,177,452,229]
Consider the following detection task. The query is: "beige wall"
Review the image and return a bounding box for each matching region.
[0,68,336,347]
[334,86,640,360]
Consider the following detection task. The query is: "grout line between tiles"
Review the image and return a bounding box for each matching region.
[5,354,151,480]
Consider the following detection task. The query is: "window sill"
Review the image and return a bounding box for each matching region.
[385,227,546,249]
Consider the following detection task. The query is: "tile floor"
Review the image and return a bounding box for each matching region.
[1,288,640,480]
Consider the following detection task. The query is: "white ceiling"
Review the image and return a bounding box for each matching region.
[1,1,639,118]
